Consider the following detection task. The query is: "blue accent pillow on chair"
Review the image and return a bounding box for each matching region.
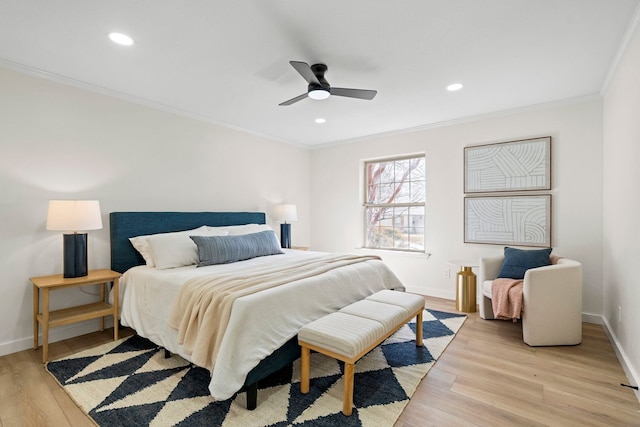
[497,247,553,279]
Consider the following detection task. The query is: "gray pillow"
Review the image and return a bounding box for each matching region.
[191,230,284,266]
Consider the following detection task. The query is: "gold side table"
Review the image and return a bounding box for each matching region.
[448,260,478,313]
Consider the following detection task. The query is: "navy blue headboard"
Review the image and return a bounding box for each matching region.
[110,211,266,273]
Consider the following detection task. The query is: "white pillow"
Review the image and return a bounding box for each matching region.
[129,226,220,269]
[129,226,208,267]
[146,227,230,270]
[208,224,278,240]
[129,235,156,267]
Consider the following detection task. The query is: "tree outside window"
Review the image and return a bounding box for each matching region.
[364,155,426,252]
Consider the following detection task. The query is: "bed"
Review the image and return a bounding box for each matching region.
[110,211,405,408]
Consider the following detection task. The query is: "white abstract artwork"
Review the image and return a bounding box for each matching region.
[464,195,551,246]
[464,137,551,193]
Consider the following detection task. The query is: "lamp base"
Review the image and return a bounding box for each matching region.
[63,233,88,278]
[280,223,291,249]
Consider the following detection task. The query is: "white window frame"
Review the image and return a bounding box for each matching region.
[363,154,426,253]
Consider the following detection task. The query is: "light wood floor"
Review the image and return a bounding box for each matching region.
[398,297,640,427]
[1,297,638,427]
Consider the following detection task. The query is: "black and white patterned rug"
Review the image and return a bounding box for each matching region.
[47,309,465,427]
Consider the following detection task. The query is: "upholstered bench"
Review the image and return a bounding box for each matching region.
[298,290,425,416]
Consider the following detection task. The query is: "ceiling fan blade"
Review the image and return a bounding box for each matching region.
[331,87,377,100]
[279,93,308,106]
[290,61,320,85]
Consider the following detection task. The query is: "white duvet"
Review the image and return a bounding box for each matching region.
[116,249,404,400]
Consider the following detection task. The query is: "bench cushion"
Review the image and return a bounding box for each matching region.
[298,312,384,358]
[299,290,425,359]
[365,289,425,314]
[339,300,408,334]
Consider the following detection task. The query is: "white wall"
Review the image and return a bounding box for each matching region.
[3,54,635,388]
[310,99,604,317]
[603,23,640,394]
[0,68,311,356]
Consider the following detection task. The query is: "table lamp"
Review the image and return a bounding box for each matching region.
[273,204,297,248]
[46,200,103,278]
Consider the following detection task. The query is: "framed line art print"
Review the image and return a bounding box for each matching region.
[464,136,551,193]
[464,195,551,246]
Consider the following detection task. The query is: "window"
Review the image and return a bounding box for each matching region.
[364,155,426,252]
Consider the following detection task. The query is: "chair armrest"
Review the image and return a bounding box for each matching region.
[479,255,504,283]
[523,260,582,304]
[522,259,582,346]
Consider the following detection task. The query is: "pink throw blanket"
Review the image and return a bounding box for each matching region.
[491,255,562,321]
[491,278,523,321]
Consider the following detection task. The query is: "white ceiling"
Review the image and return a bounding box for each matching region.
[1,1,638,147]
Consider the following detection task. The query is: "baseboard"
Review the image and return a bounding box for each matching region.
[406,291,609,324]
[405,285,454,300]
[0,318,114,358]
[582,312,602,324]
[601,316,640,403]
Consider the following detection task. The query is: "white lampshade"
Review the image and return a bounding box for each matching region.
[46,200,103,232]
[273,204,298,222]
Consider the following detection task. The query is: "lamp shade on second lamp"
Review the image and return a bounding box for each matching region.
[47,200,103,278]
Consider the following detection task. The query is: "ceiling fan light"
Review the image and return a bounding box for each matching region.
[308,89,330,100]
[108,32,134,46]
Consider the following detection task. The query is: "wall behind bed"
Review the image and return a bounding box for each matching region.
[0,67,311,356]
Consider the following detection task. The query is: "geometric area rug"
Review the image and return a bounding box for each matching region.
[47,309,466,427]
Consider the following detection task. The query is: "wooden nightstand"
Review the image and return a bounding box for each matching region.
[290,246,309,251]
[30,269,121,363]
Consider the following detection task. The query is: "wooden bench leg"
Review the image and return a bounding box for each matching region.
[343,362,355,416]
[416,310,423,347]
[300,346,310,394]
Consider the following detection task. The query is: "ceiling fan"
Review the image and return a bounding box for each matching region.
[279,61,377,106]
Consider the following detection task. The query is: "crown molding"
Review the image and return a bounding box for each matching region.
[601,3,640,94]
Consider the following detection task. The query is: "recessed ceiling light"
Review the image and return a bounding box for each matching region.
[446,83,464,92]
[315,118,326,124]
[108,32,134,46]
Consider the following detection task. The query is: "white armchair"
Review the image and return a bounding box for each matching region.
[479,255,583,346]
